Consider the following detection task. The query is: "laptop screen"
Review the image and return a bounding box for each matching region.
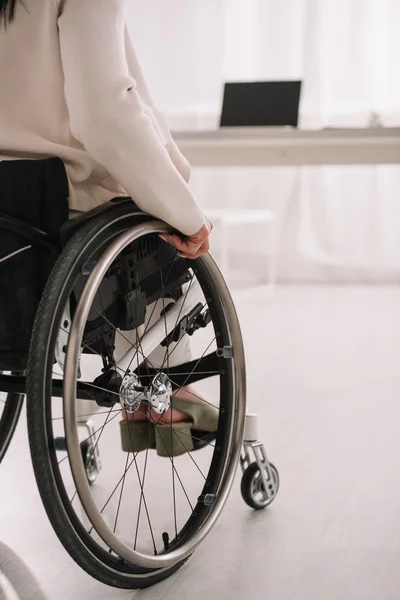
[220,80,302,128]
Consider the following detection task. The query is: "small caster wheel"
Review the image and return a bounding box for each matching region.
[241,462,279,510]
[80,439,99,485]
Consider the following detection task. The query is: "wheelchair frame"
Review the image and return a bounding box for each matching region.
[0,206,279,585]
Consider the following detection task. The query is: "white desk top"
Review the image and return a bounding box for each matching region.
[173,127,400,166]
[206,208,274,224]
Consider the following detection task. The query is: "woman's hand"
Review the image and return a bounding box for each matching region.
[160,217,213,259]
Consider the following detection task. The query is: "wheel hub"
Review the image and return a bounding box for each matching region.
[120,371,172,415]
[119,373,142,413]
[147,372,172,414]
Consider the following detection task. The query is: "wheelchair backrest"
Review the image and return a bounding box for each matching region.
[0,158,69,370]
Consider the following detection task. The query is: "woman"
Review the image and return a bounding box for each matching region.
[0,0,216,454]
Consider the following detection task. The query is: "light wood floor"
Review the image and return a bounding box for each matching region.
[1,285,400,600]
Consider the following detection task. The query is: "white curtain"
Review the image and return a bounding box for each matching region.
[128,0,400,282]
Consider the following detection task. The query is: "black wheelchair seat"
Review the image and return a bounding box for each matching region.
[60,196,136,245]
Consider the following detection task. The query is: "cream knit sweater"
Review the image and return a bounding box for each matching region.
[0,0,205,235]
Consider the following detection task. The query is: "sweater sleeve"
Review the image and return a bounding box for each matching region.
[123,26,192,183]
[57,0,204,235]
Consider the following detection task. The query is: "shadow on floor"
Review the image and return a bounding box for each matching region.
[0,541,48,600]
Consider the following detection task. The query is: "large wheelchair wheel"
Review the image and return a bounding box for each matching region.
[27,204,246,589]
[0,373,24,464]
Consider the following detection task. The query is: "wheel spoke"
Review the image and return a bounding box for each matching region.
[93,279,154,377]
[52,408,122,420]
[77,405,115,487]
[68,406,115,504]
[157,370,221,377]
[171,441,178,538]
[167,338,219,410]
[123,251,182,376]
[57,454,69,466]
[148,426,194,513]
[133,446,151,551]
[113,449,131,534]
[57,408,124,467]
[58,325,127,379]
[175,385,218,410]
[161,272,196,369]
[182,446,207,480]
[91,432,158,555]
[123,413,157,554]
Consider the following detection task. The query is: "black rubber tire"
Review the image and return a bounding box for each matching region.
[0,383,24,464]
[27,206,187,588]
[240,462,279,510]
[27,203,241,589]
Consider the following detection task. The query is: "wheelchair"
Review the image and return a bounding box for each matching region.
[0,158,279,589]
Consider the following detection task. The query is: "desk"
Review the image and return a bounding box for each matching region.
[173,127,400,167]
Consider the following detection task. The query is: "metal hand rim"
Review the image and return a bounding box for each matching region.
[63,221,246,569]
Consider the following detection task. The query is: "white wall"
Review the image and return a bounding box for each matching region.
[126,1,400,284]
[127,0,225,124]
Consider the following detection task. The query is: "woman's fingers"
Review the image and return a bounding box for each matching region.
[160,217,213,259]
[160,233,195,254]
[178,239,209,260]
[160,233,201,255]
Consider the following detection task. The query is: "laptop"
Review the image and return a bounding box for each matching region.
[219,80,302,128]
